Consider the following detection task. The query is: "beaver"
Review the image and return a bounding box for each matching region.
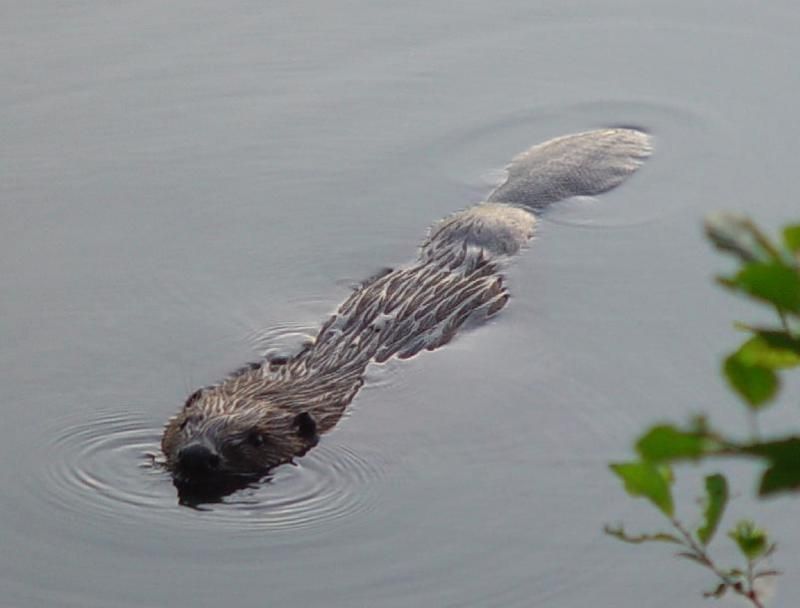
[162,128,652,499]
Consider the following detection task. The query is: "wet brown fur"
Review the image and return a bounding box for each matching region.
[161,128,652,488]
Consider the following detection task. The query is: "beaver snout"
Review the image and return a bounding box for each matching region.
[177,443,221,477]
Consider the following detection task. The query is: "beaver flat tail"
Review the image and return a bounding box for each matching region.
[487,128,653,211]
[420,128,653,266]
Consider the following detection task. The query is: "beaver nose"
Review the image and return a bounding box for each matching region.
[177,444,221,475]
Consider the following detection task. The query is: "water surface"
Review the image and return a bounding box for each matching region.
[3,2,800,606]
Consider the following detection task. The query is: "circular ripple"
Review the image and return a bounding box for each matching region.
[36,410,172,519]
[36,408,387,533]
[244,320,318,361]
[204,442,386,533]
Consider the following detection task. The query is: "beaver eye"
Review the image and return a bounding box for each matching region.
[179,414,200,431]
[246,431,265,447]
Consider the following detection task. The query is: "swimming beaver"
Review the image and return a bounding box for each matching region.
[162,128,652,498]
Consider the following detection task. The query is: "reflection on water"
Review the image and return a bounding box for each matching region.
[3,1,800,607]
[35,408,385,532]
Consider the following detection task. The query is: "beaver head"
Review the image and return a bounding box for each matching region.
[161,385,318,493]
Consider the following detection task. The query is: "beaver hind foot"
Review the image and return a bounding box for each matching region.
[161,128,652,499]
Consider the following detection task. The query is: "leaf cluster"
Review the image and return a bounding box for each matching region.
[708,213,800,407]
[606,214,799,606]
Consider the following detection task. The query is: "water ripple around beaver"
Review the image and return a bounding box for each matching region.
[37,408,386,535]
[433,99,725,229]
[243,320,318,363]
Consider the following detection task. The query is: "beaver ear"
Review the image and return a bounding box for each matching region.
[293,412,317,438]
[183,389,203,410]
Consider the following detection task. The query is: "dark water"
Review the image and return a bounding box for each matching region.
[3,2,799,606]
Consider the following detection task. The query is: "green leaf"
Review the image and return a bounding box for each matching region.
[635,425,717,462]
[728,520,768,561]
[719,261,800,312]
[740,437,800,496]
[739,331,800,369]
[610,461,674,516]
[740,437,800,461]
[723,352,779,408]
[697,474,728,545]
[603,524,682,545]
[759,463,800,496]
[704,212,778,263]
[783,224,800,254]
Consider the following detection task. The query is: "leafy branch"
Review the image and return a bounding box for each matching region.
[606,213,800,606]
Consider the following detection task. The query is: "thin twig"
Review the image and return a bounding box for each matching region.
[670,518,765,608]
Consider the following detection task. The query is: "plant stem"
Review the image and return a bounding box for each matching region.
[670,518,764,608]
[747,411,762,442]
[745,559,763,608]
